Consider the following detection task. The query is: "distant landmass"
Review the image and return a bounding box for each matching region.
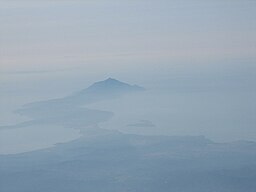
[1,128,256,192]
[14,78,145,119]
[68,78,145,104]
[80,78,145,94]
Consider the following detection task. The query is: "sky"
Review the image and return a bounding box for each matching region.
[0,0,256,73]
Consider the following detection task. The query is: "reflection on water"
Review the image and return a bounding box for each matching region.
[0,124,81,154]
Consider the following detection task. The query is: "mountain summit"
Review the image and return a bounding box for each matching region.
[64,78,145,104]
[80,78,145,94]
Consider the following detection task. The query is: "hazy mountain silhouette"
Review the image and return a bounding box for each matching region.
[68,78,145,104]
[80,78,145,94]
[15,78,144,124]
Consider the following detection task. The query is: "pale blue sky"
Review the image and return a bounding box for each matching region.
[0,0,256,73]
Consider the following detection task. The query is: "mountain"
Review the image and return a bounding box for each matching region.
[78,78,145,95]
[16,78,145,118]
[67,78,145,104]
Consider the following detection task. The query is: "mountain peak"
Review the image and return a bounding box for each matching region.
[102,78,123,84]
[62,78,145,105]
[105,77,117,81]
[80,78,145,95]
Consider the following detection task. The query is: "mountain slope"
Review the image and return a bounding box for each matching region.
[78,78,145,95]
[16,78,144,118]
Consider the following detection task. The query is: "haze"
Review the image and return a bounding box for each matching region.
[0,1,256,191]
